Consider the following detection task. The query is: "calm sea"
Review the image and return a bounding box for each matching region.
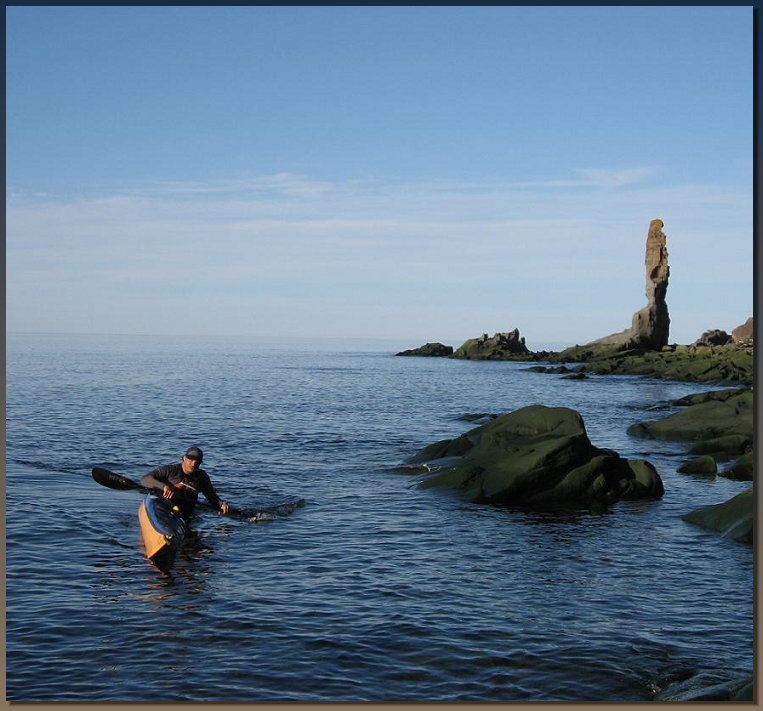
[5,333,753,702]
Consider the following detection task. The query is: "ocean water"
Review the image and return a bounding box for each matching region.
[5,333,753,702]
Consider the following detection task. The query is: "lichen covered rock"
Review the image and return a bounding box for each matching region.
[628,388,753,486]
[676,456,717,476]
[550,344,753,386]
[408,404,663,507]
[626,389,752,446]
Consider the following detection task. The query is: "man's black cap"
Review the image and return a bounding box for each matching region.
[184,446,203,462]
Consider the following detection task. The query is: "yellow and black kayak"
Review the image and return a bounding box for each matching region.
[91,466,305,571]
[137,494,188,573]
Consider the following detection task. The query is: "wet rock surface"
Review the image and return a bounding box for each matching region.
[408,404,664,507]
[681,488,753,544]
[547,343,753,386]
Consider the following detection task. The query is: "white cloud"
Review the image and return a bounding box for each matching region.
[574,166,658,188]
[5,169,752,344]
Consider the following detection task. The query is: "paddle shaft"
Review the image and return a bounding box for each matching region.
[91,467,303,520]
[91,467,245,517]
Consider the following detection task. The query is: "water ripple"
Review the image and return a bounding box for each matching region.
[5,335,752,702]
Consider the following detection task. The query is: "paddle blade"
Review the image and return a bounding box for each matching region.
[92,467,142,491]
[232,498,306,522]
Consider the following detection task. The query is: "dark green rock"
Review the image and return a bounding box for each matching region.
[689,434,752,456]
[526,365,572,374]
[549,344,753,386]
[682,487,753,543]
[409,404,663,507]
[409,433,475,462]
[672,387,748,407]
[676,456,717,475]
[626,390,753,443]
[629,388,754,492]
[396,342,453,357]
[723,452,754,481]
[525,365,588,377]
[657,672,754,701]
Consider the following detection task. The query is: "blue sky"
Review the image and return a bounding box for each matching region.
[6,6,754,348]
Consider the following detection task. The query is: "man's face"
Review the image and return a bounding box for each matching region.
[182,455,201,474]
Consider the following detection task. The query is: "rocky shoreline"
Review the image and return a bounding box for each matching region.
[396,345,755,701]
[402,381,753,526]
[399,338,754,382]
[397,328,754,519]
[397,331,754,538]
[394,219,754,701]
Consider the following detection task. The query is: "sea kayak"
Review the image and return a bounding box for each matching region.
[137,494,187,572]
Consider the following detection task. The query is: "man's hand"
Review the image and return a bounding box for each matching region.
[219,501,230,515]
[161,485,175,500]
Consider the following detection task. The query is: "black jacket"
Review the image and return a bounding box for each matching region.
[141,463,223,516]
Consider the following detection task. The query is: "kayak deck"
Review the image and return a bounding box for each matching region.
[138,494,187,572]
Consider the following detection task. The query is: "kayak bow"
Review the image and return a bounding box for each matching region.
[137,494,187,573]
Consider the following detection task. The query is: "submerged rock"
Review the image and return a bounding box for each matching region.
[628,387,753,484]
[676,456,717,476]
[723,451,754,481]
[407,404,663,507]
[682,488,753,544]
[627,389,752,448]
[526,364,586,375]
[656,671,754,701]
[671,387,749,407]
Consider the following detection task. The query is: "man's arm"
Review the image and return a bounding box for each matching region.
[141,465,173,492]
[199,471,229,513]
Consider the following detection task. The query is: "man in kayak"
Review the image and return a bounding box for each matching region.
[141,446,230,517]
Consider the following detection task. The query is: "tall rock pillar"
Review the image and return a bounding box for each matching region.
[590,218,671,350]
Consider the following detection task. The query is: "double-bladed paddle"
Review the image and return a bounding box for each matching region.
[92,466,155,494]
[91,467,304,521]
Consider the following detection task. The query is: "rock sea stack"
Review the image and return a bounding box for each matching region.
[589,218,670,350]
